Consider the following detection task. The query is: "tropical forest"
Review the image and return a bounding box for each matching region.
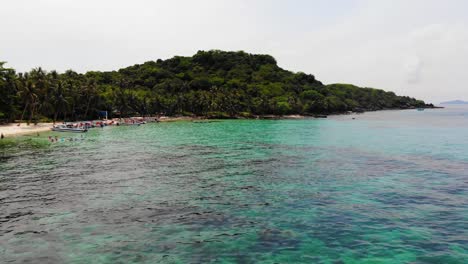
[0,50,432,123]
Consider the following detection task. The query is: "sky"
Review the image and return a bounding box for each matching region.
[2,0,468,103]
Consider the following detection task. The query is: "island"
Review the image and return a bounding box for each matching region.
[0,50,435,123]
[440,100,468,105]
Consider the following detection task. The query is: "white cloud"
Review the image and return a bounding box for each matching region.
[280,0,468,103]
[404,56,423,84]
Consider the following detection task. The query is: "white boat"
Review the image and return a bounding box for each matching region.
[51,125,88,133]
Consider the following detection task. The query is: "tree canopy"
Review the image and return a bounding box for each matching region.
[0,50,432,122]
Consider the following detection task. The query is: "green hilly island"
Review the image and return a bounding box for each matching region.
[0,50,433,122]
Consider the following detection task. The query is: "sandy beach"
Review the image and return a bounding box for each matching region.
[0,123,53,137]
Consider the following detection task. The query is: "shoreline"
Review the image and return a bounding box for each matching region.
[0,123,54,138]
[157,114,314,122]
[157,107,443,122]
[0,107,443,137]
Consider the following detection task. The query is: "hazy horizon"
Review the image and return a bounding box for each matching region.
[2,0,468,103]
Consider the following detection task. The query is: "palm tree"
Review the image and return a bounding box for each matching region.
[0,62,18,122]
[116,79,130,117]
[17,74,38,125]
[63,70,81,121]
[30,68,49,123]
[82,79,97,119]
[52,81,68,124]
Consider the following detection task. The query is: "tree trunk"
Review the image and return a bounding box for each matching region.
[18,102,29,126]
[84,97,91,120]
[28,103,34,125]
[72,103,76,121]
[53,110,58,124]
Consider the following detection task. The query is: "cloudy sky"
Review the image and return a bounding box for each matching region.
[2,0,468,103]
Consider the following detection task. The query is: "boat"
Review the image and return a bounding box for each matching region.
[119,122,142,126]
[118,118,146,126]
[314,115,328,118]
[51,124,88,133]
[417,108,425,111]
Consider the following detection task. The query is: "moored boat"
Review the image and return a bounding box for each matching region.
[51,124,88,133]
[119,123,142,126]
[118,118,146,126]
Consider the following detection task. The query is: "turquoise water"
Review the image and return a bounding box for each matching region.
[1,107,467,263]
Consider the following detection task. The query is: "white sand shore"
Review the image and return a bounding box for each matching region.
[0,123,53,137]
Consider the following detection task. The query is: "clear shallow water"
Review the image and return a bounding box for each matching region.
[1,107,467,263]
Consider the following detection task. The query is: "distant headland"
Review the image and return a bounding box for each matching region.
[440,100,468,105]
[1,50,435,123]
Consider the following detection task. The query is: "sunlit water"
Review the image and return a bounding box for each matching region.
[1,107,467,263]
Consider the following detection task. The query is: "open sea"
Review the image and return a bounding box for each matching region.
[1,106,467,263]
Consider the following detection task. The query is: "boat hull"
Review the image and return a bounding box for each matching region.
[119,123,142,126]
[51,128,88,133]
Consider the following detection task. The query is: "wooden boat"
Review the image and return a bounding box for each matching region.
[51,124,88,133]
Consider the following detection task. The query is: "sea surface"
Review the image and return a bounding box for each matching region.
[1,106,467,263]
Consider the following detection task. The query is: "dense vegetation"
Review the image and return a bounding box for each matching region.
[0,50,432,123]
